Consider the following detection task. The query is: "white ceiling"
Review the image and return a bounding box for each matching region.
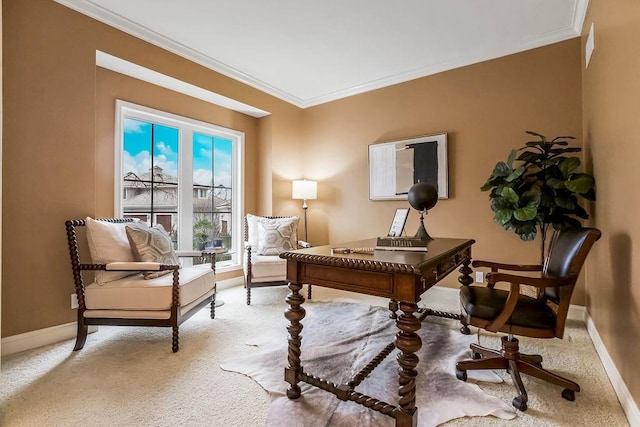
[56,0,588,108]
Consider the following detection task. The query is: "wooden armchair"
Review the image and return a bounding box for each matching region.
[66,217,219,353]
[243,214,312,305]
[455,227,601,411]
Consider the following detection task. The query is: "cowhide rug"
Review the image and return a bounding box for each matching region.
[220,301,515,426]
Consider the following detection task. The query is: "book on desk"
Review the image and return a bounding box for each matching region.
[375,237,429,252]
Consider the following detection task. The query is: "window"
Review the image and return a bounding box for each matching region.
[115,101,243,271]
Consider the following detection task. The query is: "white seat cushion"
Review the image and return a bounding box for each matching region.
[85,264,215,311]
[245,254,286,281]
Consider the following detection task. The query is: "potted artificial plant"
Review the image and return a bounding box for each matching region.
[481,131,596,262]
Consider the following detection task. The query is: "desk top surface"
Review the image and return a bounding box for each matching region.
[281,237,474,274]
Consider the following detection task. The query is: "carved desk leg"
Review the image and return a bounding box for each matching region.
[395,301,421,427]
[284,281,306,399]
[458,255,473,335]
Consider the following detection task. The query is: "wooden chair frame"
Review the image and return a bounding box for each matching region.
[243,215,312,305]
[66,218,217,353]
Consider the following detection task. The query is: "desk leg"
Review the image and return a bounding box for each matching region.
[395,301,421,427]
[284,281,306,399]
[458,256,473,335]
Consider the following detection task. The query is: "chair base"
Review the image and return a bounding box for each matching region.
[455,336,580,411]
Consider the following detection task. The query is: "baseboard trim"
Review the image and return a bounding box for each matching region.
[1,322,98,357]
[586,312,640,427]
[217,276,244,291]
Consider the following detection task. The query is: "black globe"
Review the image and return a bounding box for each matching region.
[408,182,438,211]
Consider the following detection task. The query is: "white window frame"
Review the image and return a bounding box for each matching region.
[114,100,244,272]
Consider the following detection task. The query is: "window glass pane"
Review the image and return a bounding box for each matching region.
[193,133,232,262]
[122,118,179,245]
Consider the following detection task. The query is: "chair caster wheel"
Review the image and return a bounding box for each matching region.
[472,352,482,360]
[456,369,467,381]
[512,397,527,411]
[460,325,471,335]
[562,389,576,401]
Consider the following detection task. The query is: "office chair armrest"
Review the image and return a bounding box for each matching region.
[472,260,543,272]
[486,272,574,289]
[484,274,573,332]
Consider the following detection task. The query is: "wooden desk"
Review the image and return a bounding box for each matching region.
[280,237,475,427]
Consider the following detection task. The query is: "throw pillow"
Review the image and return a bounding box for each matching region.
[256,218,298,255]
[85,217,141,284]
[246,214,299,251]
[125,223,180,279]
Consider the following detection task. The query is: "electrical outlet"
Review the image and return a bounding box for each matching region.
[71,293,79,309]
[475,271,484,283]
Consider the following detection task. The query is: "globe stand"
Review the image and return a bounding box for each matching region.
[414,210,433,240]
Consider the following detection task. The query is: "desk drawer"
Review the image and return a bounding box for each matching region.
[302,264,395,298]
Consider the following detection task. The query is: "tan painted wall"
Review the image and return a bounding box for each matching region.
[1,0,302,336]
[581,0,640,408]
[297,40,585,293]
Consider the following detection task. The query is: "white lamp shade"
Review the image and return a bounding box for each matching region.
[292,180,317,200]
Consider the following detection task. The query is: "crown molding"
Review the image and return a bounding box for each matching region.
[573,0,591,34]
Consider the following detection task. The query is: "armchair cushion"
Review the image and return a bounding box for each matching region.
[460,286,556,330]
[85,217,141,284]
[125,224,180,279]
[84,263,215,311]
[245,254,287,280]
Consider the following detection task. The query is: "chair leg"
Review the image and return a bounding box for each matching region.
[520,353,544,366]
[172,326,179,353]
[509,360,529,411]
[518,359,580,392]
[457,354,509,372]
[470,342,501,359]
[73,320,88,351]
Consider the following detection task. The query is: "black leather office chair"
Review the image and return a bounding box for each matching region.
[455,227,601,411]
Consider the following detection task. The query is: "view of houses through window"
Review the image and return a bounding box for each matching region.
[115,101,243,269]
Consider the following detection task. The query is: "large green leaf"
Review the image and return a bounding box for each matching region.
[507,149,517,166]
[546,177,565,189]
[501,187,519,205]
[514,205,538,221]
[559,157,581,177]
[517,151,543,163]
[565,173,595,194]
[494,209,514,225]
[505,166,525,182]
[555,196,575,210]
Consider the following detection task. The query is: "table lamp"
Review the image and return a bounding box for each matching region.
[292,179,317,242]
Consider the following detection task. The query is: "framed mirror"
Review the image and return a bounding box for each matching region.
[368,133,448,201]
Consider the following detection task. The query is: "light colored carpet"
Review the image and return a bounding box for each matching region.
[0,285,630,427]
[220,301,515,426]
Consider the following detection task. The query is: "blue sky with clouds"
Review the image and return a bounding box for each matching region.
[123,117,232,187]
